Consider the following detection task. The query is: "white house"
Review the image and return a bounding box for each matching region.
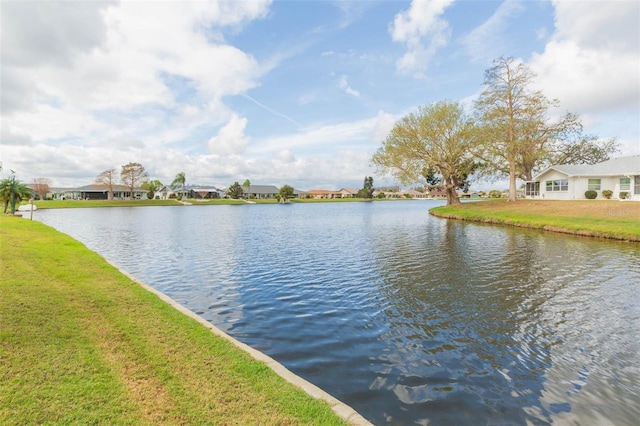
[525,155,640,200]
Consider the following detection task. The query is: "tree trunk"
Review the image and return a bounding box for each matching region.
[445,179,461,205]
[508,161,518,202]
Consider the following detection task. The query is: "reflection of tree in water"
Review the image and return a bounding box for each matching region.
[368,220,577,425]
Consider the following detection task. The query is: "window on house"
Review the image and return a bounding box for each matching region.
[526,182,540,196]
[545,179,568,191]
[588,179,601,191]
[620,178,631,191]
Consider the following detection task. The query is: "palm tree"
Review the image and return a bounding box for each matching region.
[242,179,251,199]
[0,174,33,214]
[171,172,187,200]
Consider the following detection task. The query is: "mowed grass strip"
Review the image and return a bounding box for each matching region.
[0,216,348,425]
[430,200,640,242]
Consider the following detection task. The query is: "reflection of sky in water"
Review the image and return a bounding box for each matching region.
[35,202,640,425]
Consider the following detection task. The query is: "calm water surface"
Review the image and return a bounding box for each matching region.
[35,201,640,425]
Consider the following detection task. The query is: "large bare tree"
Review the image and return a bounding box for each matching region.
[32,177,51,200]
[120,163,148,200]
[372,100,480,206]
[474,57,605,200]
[95,168,117,200]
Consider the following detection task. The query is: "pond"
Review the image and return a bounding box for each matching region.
[35,201,640,425]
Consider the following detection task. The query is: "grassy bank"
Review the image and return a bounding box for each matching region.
[0,216,349,425]
[430,200,640,242]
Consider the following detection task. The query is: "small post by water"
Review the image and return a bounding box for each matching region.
[29,198,34,220]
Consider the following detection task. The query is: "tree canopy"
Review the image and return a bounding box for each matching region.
[32,178,51,201]
[227,182,244,199]
[357,176,374,199]
[242,180,251,199]
[171,172,187,198]
[372,100,480,205]
[141,179,163,200]
[473,56,608,200]
[1,174,32,214]
[120,163,148,200]
[95,168,117,200]
[278,184,294,202]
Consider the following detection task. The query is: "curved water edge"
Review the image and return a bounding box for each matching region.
[34,201,640,425]
[429,208,640,242]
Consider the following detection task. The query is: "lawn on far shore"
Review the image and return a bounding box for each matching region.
[430,199,640,242]
[0,216,348,425]
[31,197,391,209]
[32,198,245,208]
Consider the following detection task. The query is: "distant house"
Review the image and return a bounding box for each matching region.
[307,189,340,199]
[292,188,308,199]
[525,155,640,200]
[188,186,224,199]
[64,184,146,200]
[402,189,428,198]
[156,185,178,200]
[337,188,358,198]
[428,189,448,199]
[243,185,279,199]
[459,191,481,199]
[382,191,402,198]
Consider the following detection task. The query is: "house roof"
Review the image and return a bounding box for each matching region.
[338,188,358,194]
[74,184,145,192]
[243,185,279,194]
[535,155,640,179]
[307,189,340,195]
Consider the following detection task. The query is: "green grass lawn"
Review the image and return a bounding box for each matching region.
[0,216,350,425]
[430,199,640,242]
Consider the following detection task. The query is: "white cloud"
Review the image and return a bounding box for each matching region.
[276,149,296,163]
[0,0,269,143]
[389,0,454,77]
[0,1,109,68]
[529,1,639,113]
[370,110,398,143]
[338,75,361,97]
[208,114,250,155]
[461,0,525,63]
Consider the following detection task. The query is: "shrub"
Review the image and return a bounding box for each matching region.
[585,190,597,199]
[620,191,629,200]
[602,189,613,199]
[177,195,182,201]
[488,190,502,198]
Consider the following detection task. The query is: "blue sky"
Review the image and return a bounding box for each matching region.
[1,0,638,190]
